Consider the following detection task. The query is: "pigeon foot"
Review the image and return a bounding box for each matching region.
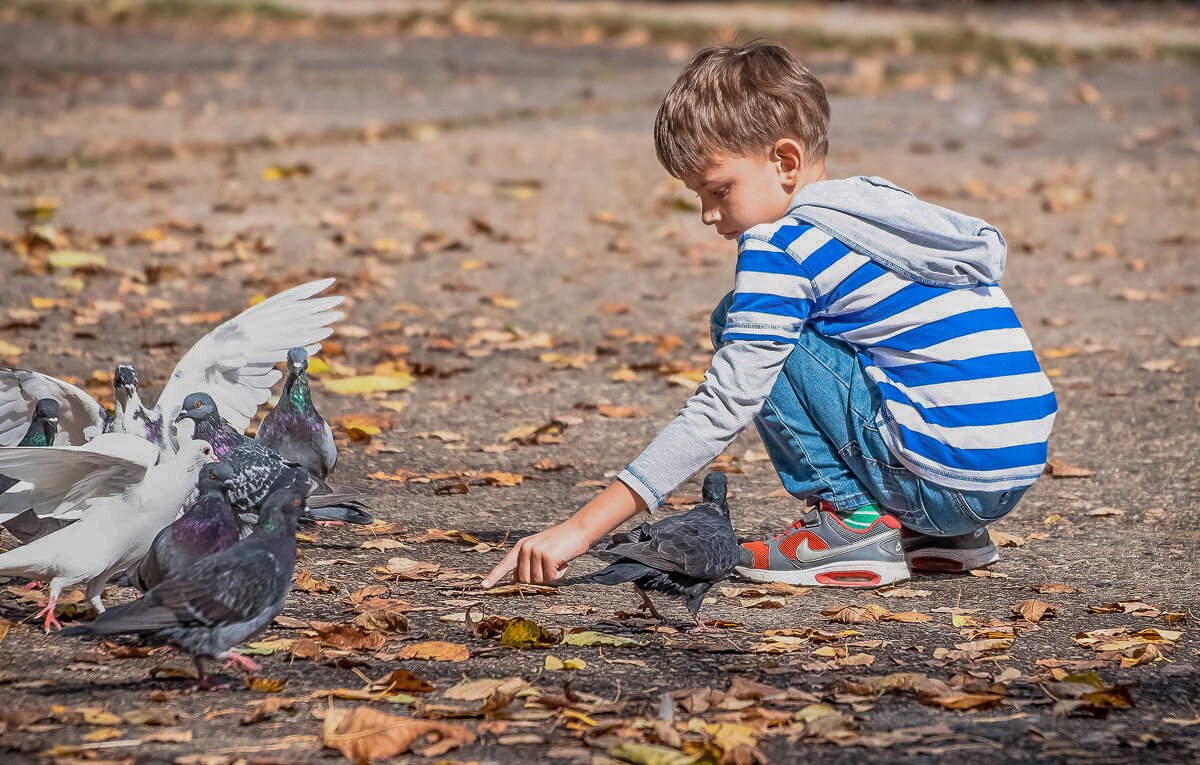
[635,589,665,622]
[314,520,344,527]
[35,597,61,632]
[222,653,261,672]
[688,614,720,634]
[22,581,45,590]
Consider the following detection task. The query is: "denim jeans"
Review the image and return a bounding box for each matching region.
[711,291,1026,537]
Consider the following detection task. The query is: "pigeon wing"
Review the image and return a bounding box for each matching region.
[603,509,736,581]
[0,433,158,522]
[149,546,289,628]
[0,368,107,446]
[155,279,344,433]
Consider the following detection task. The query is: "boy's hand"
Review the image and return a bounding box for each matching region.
[480,481,648,588]
[481,520,591,587]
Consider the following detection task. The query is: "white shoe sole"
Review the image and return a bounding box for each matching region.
[905,547,1000,573]
[734,559,910,588]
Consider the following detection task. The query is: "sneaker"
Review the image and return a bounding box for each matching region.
[734,500,909,587]
[900,527,999,573]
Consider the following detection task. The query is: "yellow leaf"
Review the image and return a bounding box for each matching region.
[48,250,107,270]
[499,618,558,648]
[324,373,415,396]
[0,340,22,356]
[83,728,123,742]
[30,296,56,309]
[397,641,470,662]
[244,676,287,692]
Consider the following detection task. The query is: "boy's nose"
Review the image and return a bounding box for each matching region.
[702,208,720,225]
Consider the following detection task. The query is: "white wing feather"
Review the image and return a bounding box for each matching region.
[154,278,344,433]
[0,369,107,446]
[0,433,158,522]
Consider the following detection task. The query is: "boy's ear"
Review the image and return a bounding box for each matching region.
[772,138,805,187]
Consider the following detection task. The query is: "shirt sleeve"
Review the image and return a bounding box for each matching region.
[617,233,816,510]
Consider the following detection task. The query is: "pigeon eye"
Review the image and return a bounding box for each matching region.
[293,499,300,507]
[203,447,211,455]
[194,401,201,408]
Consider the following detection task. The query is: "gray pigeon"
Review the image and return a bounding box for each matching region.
[254,348,337,479]
[588,472,739,632]
[110,462,240,592]
[177,392,371,530]
[1,399,73,546]
[63,475,308,689]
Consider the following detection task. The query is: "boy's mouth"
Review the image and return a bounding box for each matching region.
[721,231,741,240]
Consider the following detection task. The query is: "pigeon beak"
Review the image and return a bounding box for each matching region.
[47,417,59,425]
[175,411,190,423]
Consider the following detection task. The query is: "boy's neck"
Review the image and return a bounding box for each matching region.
[794,160,828,194]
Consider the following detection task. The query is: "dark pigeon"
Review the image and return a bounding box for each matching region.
[176,392,371,531]
[63,476,308,689]
[110,462,240,592]
[587,472,739,632]
[255,347,337,479]
[1,399,71,544]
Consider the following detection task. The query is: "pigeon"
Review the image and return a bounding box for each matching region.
[0,278,345,452]
[254,347,337,479]
[587,472,739,633]
[1,398,71,545]
[110,462,240,592]
[64,476,309,689]
[0,436,215,631]
[177,392,370,529]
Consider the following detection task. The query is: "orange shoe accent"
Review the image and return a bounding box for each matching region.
[743,541,771,569]
[778,530,829,560]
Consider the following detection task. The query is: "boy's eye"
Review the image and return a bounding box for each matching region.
[713,187,729,199]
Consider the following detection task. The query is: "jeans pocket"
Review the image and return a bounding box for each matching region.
[951,487,1027,526]
[838,440,944,535]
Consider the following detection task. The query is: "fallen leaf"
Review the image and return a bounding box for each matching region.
[353,610,410,633]
[1044,457,1092,477]
[324,373,415,396]
[48,250,107,270]
[498,618,559,648]
[1013,599,1056,623]
[323,706,474,759]
[244,676,287,693]
[445,677,526,701]
[1086,506,1125,517]
[397,641,470,662]
[374,557,439,581]
[989,530,1025,547]
[561,630,645,648]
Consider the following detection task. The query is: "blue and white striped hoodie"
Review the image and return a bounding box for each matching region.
[618,176,1056,509]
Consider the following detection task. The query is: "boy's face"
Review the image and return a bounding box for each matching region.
[684,153,797,242]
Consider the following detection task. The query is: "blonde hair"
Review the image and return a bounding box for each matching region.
[654,41,830,179]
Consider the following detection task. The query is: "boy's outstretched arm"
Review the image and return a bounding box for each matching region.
[481,480,647,587]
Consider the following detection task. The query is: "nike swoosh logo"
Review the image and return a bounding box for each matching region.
[788,535,834,563]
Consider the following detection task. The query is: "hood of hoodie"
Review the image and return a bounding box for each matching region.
[786,175,1006,289]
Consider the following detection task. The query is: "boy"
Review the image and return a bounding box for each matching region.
[483,42,1055,590]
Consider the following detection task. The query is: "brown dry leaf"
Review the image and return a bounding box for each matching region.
[444,676,526,702]
[989,530,1025,548]
[595,404,648,419]
[1044,458,1092,478]
[1086,506,1125,517]
[0,618,11,647]
[295,569,336,593]
[502,421,564,445]
[374,557,440,581]
[244,676,287,693]
[323,706,474,759]
[376,669,435,694]
[1013,599,1056,623]
[398,641,470,662]
[1037,583,1081,594]
[1140,359,1178,372]
[348,585,389,604]
[820,604,891,624]
[885,611,932,623]
[312,624,387,652]
[876,586,932,598]
[353,610,410,633]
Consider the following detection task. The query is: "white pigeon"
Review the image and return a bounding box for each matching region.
[0,278,345,450]
[0,435,216,631]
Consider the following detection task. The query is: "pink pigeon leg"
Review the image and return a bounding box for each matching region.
[22,581,44,590]
[688,613,720,634]
[222,653,261,672]
[314,520,343,527]
[34,595,61,632]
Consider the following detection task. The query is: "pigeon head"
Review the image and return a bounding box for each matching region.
[197,461,236,493]
[33,398,60,425]
[256,481,309,533]
[701,471,729,515]
[177,438,218,472]
[176,392,219,424]
[285,347,309,374]
[113,364,140,405]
